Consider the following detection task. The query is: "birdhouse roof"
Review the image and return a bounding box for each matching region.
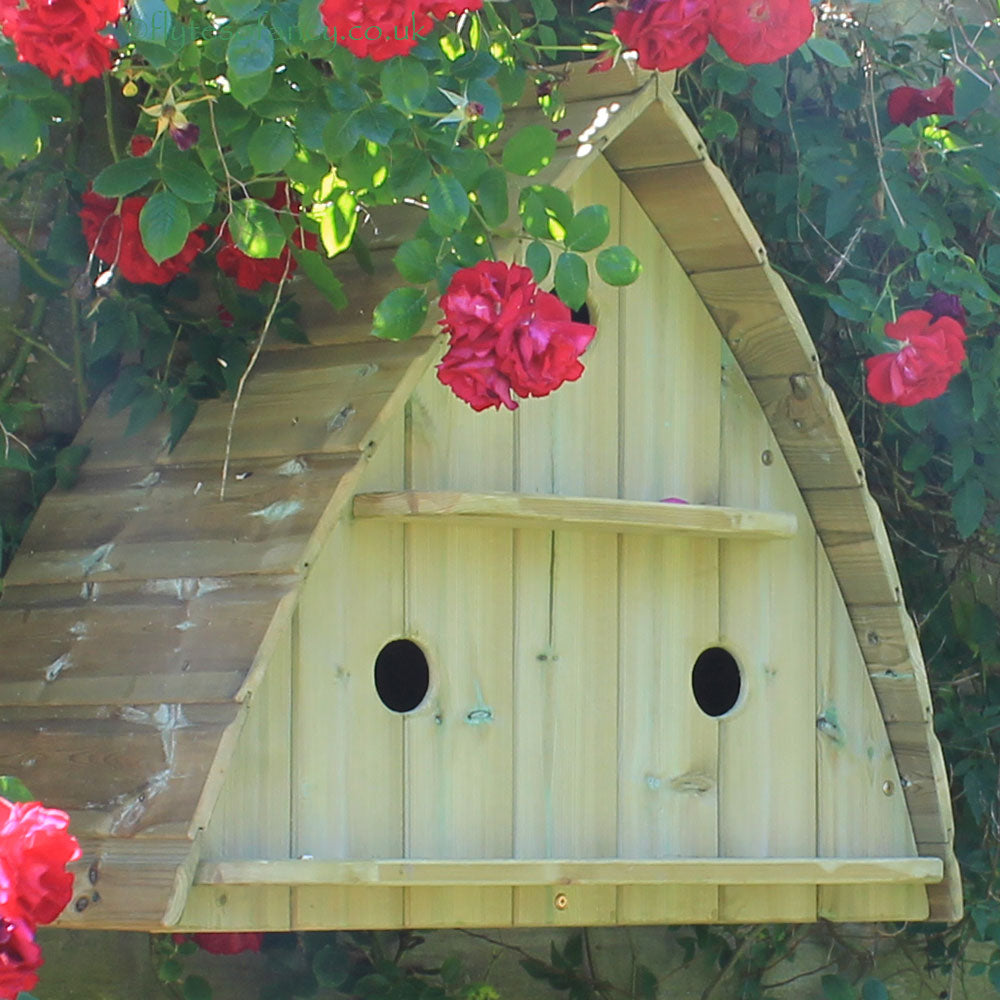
[0,62,959,928]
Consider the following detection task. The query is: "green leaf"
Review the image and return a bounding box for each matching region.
[160,159,217,204]
[294,247,348,308]
[157,959,184,984]
[525,241,551,282]
[355,104,403,145]
[0,101,41,166]
[563,934,583,967]
[565,204,610,252]
[322,111,361,159]
[700,107,738,142]
[93,156,158,197]
[808,37,853,67]
[371,286,428,341]
[953,479,986,538]
[635,965,658,1000]
[53,443,89,489]
[227,23,274,78]
[248,122,295,174]
[475,168,509,227]
[229,198,285,258]
[125,391,164,436]
[428,174,470,235]
[0,775,34,802]
[596,245,641,285]
[229,69,273,107]
[313,944,351,989]
[315,187,357,257]
[381,57,430,114]
[394,238,438,283]
[139,191,192,264]
[751,83,783,118]
[502,123,556,176]
[821,974,855,1000]
[181,974,213,1000]
[168,396,197,450]
[554,251,588,310]
[861,979,889,1000]
[214,0,260,17]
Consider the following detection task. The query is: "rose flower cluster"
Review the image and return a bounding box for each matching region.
[0,0,121,85]
[0,797,81,998]
[436,260,596,411]
[865,299,967,407]
[319,0,483,61]
[613,0,814,71]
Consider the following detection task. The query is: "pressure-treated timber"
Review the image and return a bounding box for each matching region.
[352,491,796,539]
[196,858,943,887]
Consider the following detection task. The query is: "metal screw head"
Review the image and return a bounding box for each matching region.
[761,450,773,466]
[554,893,569,910]
[882,780,895,796]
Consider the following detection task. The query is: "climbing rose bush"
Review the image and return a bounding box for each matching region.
[887,77,955,126]
[437,261,596,411]
[319,0,483,60]
[79,192,207,286]
[613,0,813,71]
[865,309,967,407]
[0,797,80,999]
[0,0,121,84]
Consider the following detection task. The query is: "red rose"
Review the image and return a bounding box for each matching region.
[887,78,954,126]
[437,346,518,411]
[495,289,595,397]
[130,135,153,156]
[437,261,597,411]
[613,0,712,73]
[216,185,319,291]
[0,915,42,998]
[865,309,967,406]
[80,191,206,285]
[0,799,81,926]
[709,0,814,65]
[319,0,481,61]
[172,932,264,955]
[0,0,121,85]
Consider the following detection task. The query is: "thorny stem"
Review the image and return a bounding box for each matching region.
[0,297,49,405]
[861,44,906,229]
[219,255,292,499]
[69,295,87,422]
[0,214,69,290]
[103,73,120,162]
[699,929,758,1000]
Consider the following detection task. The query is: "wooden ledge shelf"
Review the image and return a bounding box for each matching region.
[352,491,797,540]
[196,858,943,887]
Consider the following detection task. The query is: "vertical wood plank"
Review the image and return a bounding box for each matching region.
[512,157,622,925]
[292,420,406,929]
[403,524,514,927]
[405,353,515,927]
[816,543,927,921]
[512,530,620,926]
[617,176,722,923]
[187,628,293,929]
[717,347,817,923]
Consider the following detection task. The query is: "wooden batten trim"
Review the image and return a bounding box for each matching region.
[197,857,943,888]
[352,491,797,539]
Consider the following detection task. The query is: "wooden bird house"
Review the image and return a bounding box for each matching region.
[0,64,960,930]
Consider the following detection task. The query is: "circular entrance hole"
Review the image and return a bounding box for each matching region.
[571,302,591,325]
[374,639,430,713]
[691,646,742,717]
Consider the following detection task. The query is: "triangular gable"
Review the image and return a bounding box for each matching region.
[0,62,958,927]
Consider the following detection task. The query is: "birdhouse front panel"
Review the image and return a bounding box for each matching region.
[2,67,955,932]
[176,152,932,931]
